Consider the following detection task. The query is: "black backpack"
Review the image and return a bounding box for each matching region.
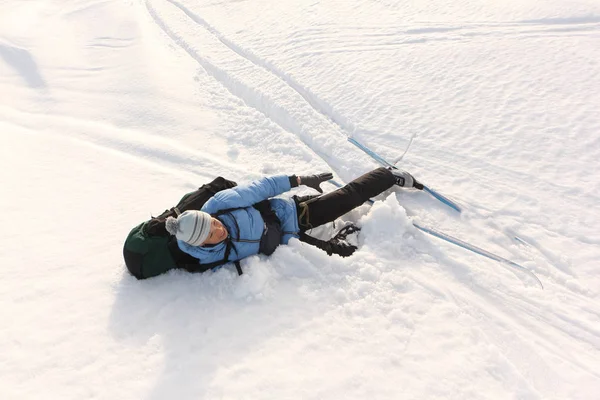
[123,176,237,279]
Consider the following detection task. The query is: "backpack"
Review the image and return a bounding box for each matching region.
[123,176,237,279]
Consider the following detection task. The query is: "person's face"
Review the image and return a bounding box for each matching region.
[202,218,228,245]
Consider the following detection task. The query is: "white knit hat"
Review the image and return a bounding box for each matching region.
[165,210,212,246]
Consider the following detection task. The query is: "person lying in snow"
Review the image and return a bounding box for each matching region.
[164,167,423,269]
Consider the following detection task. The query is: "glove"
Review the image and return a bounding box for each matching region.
[328,224,360,257]
[299,172,333,193]
[298,230,357,257]
[389,168,424,190]
[327,240,357,257]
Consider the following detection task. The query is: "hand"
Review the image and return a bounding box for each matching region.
[298,172,333,193]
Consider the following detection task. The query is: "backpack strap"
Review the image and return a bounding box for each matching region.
[217,213,244,275]
[218,236,243,276]
[234,261,243,275]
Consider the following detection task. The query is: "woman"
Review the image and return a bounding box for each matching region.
[165,167,422,268]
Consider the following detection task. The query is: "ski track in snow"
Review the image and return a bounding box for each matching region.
[143,0,376,182]
[275,20,600,58]
[165,0,360,135]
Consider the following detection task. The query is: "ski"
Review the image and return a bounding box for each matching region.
[347,136,462,213]
[412,222,543,289]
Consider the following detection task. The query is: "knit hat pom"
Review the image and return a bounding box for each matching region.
[165,216,179,236]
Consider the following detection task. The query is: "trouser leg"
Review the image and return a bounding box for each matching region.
[297,167,395,230]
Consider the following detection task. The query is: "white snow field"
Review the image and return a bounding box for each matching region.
[1,0,600,398]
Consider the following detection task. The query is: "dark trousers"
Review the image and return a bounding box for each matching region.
[296,167,395,231]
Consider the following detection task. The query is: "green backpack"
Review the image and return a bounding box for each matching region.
[123,176,237,279]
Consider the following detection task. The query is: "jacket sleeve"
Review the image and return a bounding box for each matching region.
[201,175,292,215]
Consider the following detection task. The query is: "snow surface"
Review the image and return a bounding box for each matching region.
[2,0,600,399]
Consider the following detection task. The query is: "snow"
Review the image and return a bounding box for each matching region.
[1,0,600,398]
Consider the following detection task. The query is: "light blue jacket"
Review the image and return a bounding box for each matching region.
[177,175,300,264]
